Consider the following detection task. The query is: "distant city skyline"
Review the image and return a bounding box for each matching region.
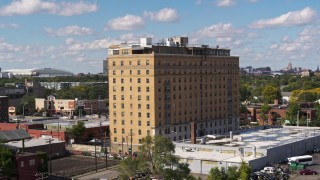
[0,0,319,73]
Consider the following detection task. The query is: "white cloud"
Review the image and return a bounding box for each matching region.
[57,1,97,16]
[106,14,145,31]
[195,23,244,39]
[45,25,93,36]
[0,0,97,16]
[215,0,235,7]
[250,7,316,29]
[144,8,179,22]
[66,38,122,51]
[0,23,20,29]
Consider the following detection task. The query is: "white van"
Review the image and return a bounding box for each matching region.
[261,167,275,174]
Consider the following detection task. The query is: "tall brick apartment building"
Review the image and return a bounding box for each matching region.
[108,37,239,150]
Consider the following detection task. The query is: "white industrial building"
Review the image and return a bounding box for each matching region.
[174,126,320,174]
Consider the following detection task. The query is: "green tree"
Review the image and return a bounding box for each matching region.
[260,104,271,125]
[0,144,16,177]
[286,101,300,125]
[238,161,252,180]
[240,84,252,102]
[118,157,140,180]
[17,94,36,115]
[137,135,192,179]
[67,121,86,142]
[262,85,281,104]
[226,166,239,180]
[207,167,222,180]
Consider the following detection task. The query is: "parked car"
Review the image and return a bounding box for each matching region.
[299,169,317,175]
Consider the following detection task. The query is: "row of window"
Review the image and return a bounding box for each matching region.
[112,102,151,109]
[113,119,151,126]
[112,60,150,66]
[111,59,237,67]
[111,69,238,76]
[112,95,150,101]
[112,78,150,84]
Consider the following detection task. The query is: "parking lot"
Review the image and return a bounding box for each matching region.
[290,153,320,180]
[51,155,119,178]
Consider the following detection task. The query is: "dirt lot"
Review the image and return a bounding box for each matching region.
[51,155,119,178]
[290,153,320,180]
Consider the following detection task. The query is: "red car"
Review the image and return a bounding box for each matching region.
[299,169,317,175]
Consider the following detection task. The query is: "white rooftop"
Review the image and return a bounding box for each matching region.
[5,137,63,148]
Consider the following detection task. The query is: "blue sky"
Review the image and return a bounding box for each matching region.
[0,0,319,73]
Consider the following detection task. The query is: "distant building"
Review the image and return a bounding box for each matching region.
[241,66,253,74]
[3,68,74,77]
[0,96,9,122]
[35,96,107,116]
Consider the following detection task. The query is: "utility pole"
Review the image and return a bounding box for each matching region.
[129,130,134,157]
[104,132,108,170]
[297,111,300,126]
[46,138,54,178]
[95,138,97,172]
[121,135,124,157]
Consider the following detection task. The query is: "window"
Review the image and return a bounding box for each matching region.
[138,121,141,126]
[147,113,150,118]
[146,87,150,92]
[147,121,150,126]
[113,103,116,108]
[114,128,117,133]
[113,70,116,75]
[138,87,141,92]
[138,60,140,65]
[146,60,149,65]
[121,61,124,66]
[138,112,141,117]
[121,87,124,92]
[138,104,141,109]
[114,137,117,142]
[146,96,150,100]
[121,112,125,117]
[113,95,116,100]
[121,78,124,83]
[138,129,141,135]
[146,104,150,109]
[146,70,150,74]
[138,95,141,100]
[130,70,132,75]
[121,95,124,100]
[113,119,116,124]
[129,61,132,65]
[137,70,141,75]
[122,128,125,134]
[112,61,116,66]
[146,78,150,83]
[29,159,35,166]
[113,78,116,83]
[138,78,141,83]
[21,161,24,167]
[130,78,132,83]
[121,103,124,108]
[113,86,116,92]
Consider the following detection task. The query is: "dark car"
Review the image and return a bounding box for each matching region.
[299,169,317,175]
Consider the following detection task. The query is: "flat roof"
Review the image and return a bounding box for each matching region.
[5,137,63,148]
[175,126,320,162]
